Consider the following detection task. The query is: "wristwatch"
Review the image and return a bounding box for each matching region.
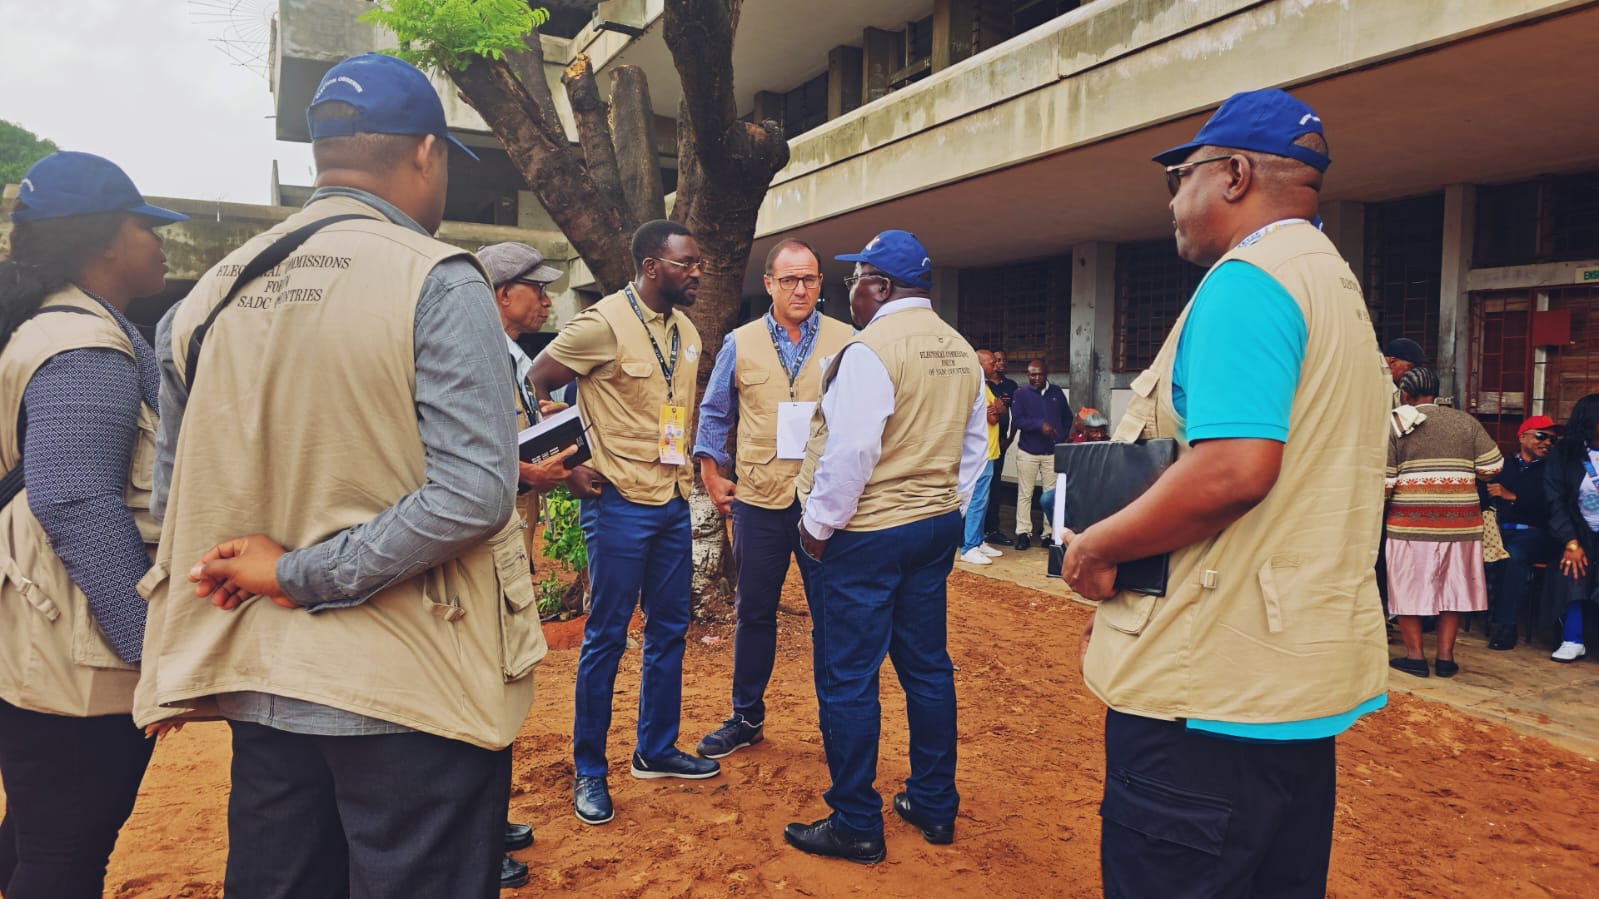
[1568,540,1581,552]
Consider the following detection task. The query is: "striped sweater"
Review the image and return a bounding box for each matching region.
[1385,403,1504,541]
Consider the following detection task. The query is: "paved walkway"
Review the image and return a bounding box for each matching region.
[957,542,1599,760]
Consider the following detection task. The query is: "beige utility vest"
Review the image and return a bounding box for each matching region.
[0,288,158,717]
[1084,223,1391,724]
[135,196,542,749]
[577,290,701,505]
[730,314,853,510]
[797,306,980,531]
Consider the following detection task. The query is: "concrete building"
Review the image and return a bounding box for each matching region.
[9,0,1599,461]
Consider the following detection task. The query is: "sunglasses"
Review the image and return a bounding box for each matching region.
[1164,154,1235,196]
[1530,431,1554,441]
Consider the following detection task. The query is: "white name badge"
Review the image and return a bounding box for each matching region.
[776,401,817,459]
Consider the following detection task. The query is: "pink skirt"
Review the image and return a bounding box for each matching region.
[1385,538,1487,616]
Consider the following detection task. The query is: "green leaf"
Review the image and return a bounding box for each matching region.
[361,0,551,73]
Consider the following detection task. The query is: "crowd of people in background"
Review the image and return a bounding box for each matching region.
[2,44,1592,899]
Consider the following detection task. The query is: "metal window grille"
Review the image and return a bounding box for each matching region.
[958,256,1071,370]
[1113,240,1201,372]
[1365,194,1444,359]
[1544,286,1599,424]
[1466,292,1532,453]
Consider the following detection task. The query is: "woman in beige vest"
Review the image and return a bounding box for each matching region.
[0,152,185,898]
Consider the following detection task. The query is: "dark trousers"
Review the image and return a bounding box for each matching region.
[574,486,692,776]
[809,510,961,840]
[223,720,509,899]
[1492,528,1554,629]
[729,499,815,723]
[0,699,153,899]
[1100,709,1336,899]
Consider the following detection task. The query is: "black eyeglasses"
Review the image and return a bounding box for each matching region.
[1164,155,1235,196]
[772,274,821,291]
[843,274,889,292]
[650,256,703,273]
[1532,431,1554,441]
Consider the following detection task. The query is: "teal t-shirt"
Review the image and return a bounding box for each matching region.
[1172,259,1385,741]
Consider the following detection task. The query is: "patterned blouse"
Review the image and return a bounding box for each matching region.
[1385,403,1504,542]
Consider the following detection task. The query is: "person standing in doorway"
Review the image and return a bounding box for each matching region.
[983,349,1018,545]
[1010,359,1071,549]
[958,350,1005,566]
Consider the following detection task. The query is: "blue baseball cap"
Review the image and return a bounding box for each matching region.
[307,53,480,161]
[1153,88,1330,172]
[836,230,932,289]
[11,152,187,225]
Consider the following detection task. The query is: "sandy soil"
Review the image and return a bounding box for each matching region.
[18,565,1597,898]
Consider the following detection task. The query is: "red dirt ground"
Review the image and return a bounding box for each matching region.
[11,567,1596,898]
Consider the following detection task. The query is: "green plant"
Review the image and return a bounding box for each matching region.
[540,484,587,572]
[535,572,564,618]
[360,0,550,72]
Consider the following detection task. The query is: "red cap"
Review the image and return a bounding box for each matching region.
[1518,415,1556,437]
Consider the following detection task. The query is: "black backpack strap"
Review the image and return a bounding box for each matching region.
[182,214,371,389]
[0,305,111,510]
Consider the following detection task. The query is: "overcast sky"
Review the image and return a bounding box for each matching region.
[1,1,315,204]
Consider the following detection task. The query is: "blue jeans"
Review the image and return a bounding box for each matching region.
[961,461,995,553]
[1564,600,1586,644]
[574,487,692,777]
[729,500,816,723]
[809,509,962,840]
[1492,528,1553,629]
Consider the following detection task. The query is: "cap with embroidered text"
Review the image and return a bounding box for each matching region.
[837,230,932,290]
[307,53,480,161]
[11,152,187,225]
[1153,88,1330,172]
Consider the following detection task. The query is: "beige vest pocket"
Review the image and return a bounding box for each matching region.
[491,527,547,681]
[1097,591,1158,636]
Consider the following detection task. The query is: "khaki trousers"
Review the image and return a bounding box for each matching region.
[1014,449,1052,538]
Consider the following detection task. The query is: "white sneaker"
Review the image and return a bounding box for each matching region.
[978,543,1003,557]
[1551,641,1587,663]
[958,548,993,565]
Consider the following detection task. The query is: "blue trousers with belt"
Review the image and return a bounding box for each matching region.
[730,500,816,724]
[808,509,962,840]
[574,486,692,777]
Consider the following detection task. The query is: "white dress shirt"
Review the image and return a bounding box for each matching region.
[801,297,989,539]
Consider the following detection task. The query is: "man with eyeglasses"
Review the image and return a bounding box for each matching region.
[1062,89,1389,897]
[528,219,718,828]
[1486,415,1558,650]
[691,238,852,760]
[786,230,988,863]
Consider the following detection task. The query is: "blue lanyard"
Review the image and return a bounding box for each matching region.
[766,312,818,400]
[623,284,680,402]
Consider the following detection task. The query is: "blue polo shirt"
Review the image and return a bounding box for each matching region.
[1172,259,1387,741]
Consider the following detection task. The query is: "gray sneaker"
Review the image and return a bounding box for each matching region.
[695,715,764,759]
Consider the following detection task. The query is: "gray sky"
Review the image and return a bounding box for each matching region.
[0,0,315,204]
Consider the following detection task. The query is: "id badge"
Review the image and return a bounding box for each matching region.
[659,404,688,465]
[776,401,817,460]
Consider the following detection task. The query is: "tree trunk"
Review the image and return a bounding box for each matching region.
[609,66,666,226]
[561,55,633,233]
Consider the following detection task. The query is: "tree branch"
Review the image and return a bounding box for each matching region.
[562,55,632,233]
[661,0,742,172]
[502,30,566,144]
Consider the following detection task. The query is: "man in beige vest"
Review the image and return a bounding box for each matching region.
[139,54,540,898]
[527,219,719,828]
[692,237,852,760]
[786,230,988,864]
[1061,89,1389,897]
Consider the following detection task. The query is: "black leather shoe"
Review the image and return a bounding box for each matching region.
[573,775,613,825]
[1389,657,1429,678]
[500,854,529,890]
[782,818,885,865]
[1014,534,1031,551]
[1434,658,1459,678]
[892,792,954,845]
[504,821,533,851]
[1488,626,1517,651]
[630,748,720,780]
[985,531,1013,547]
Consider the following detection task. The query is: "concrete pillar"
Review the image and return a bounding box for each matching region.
[932,0,974,73]
[1438,184,1477,402]
[1319,200,1366,281]
[931,266,960,324]
[862,27,896,104]
[827,45,863,119]
[1069,241,1118,415]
